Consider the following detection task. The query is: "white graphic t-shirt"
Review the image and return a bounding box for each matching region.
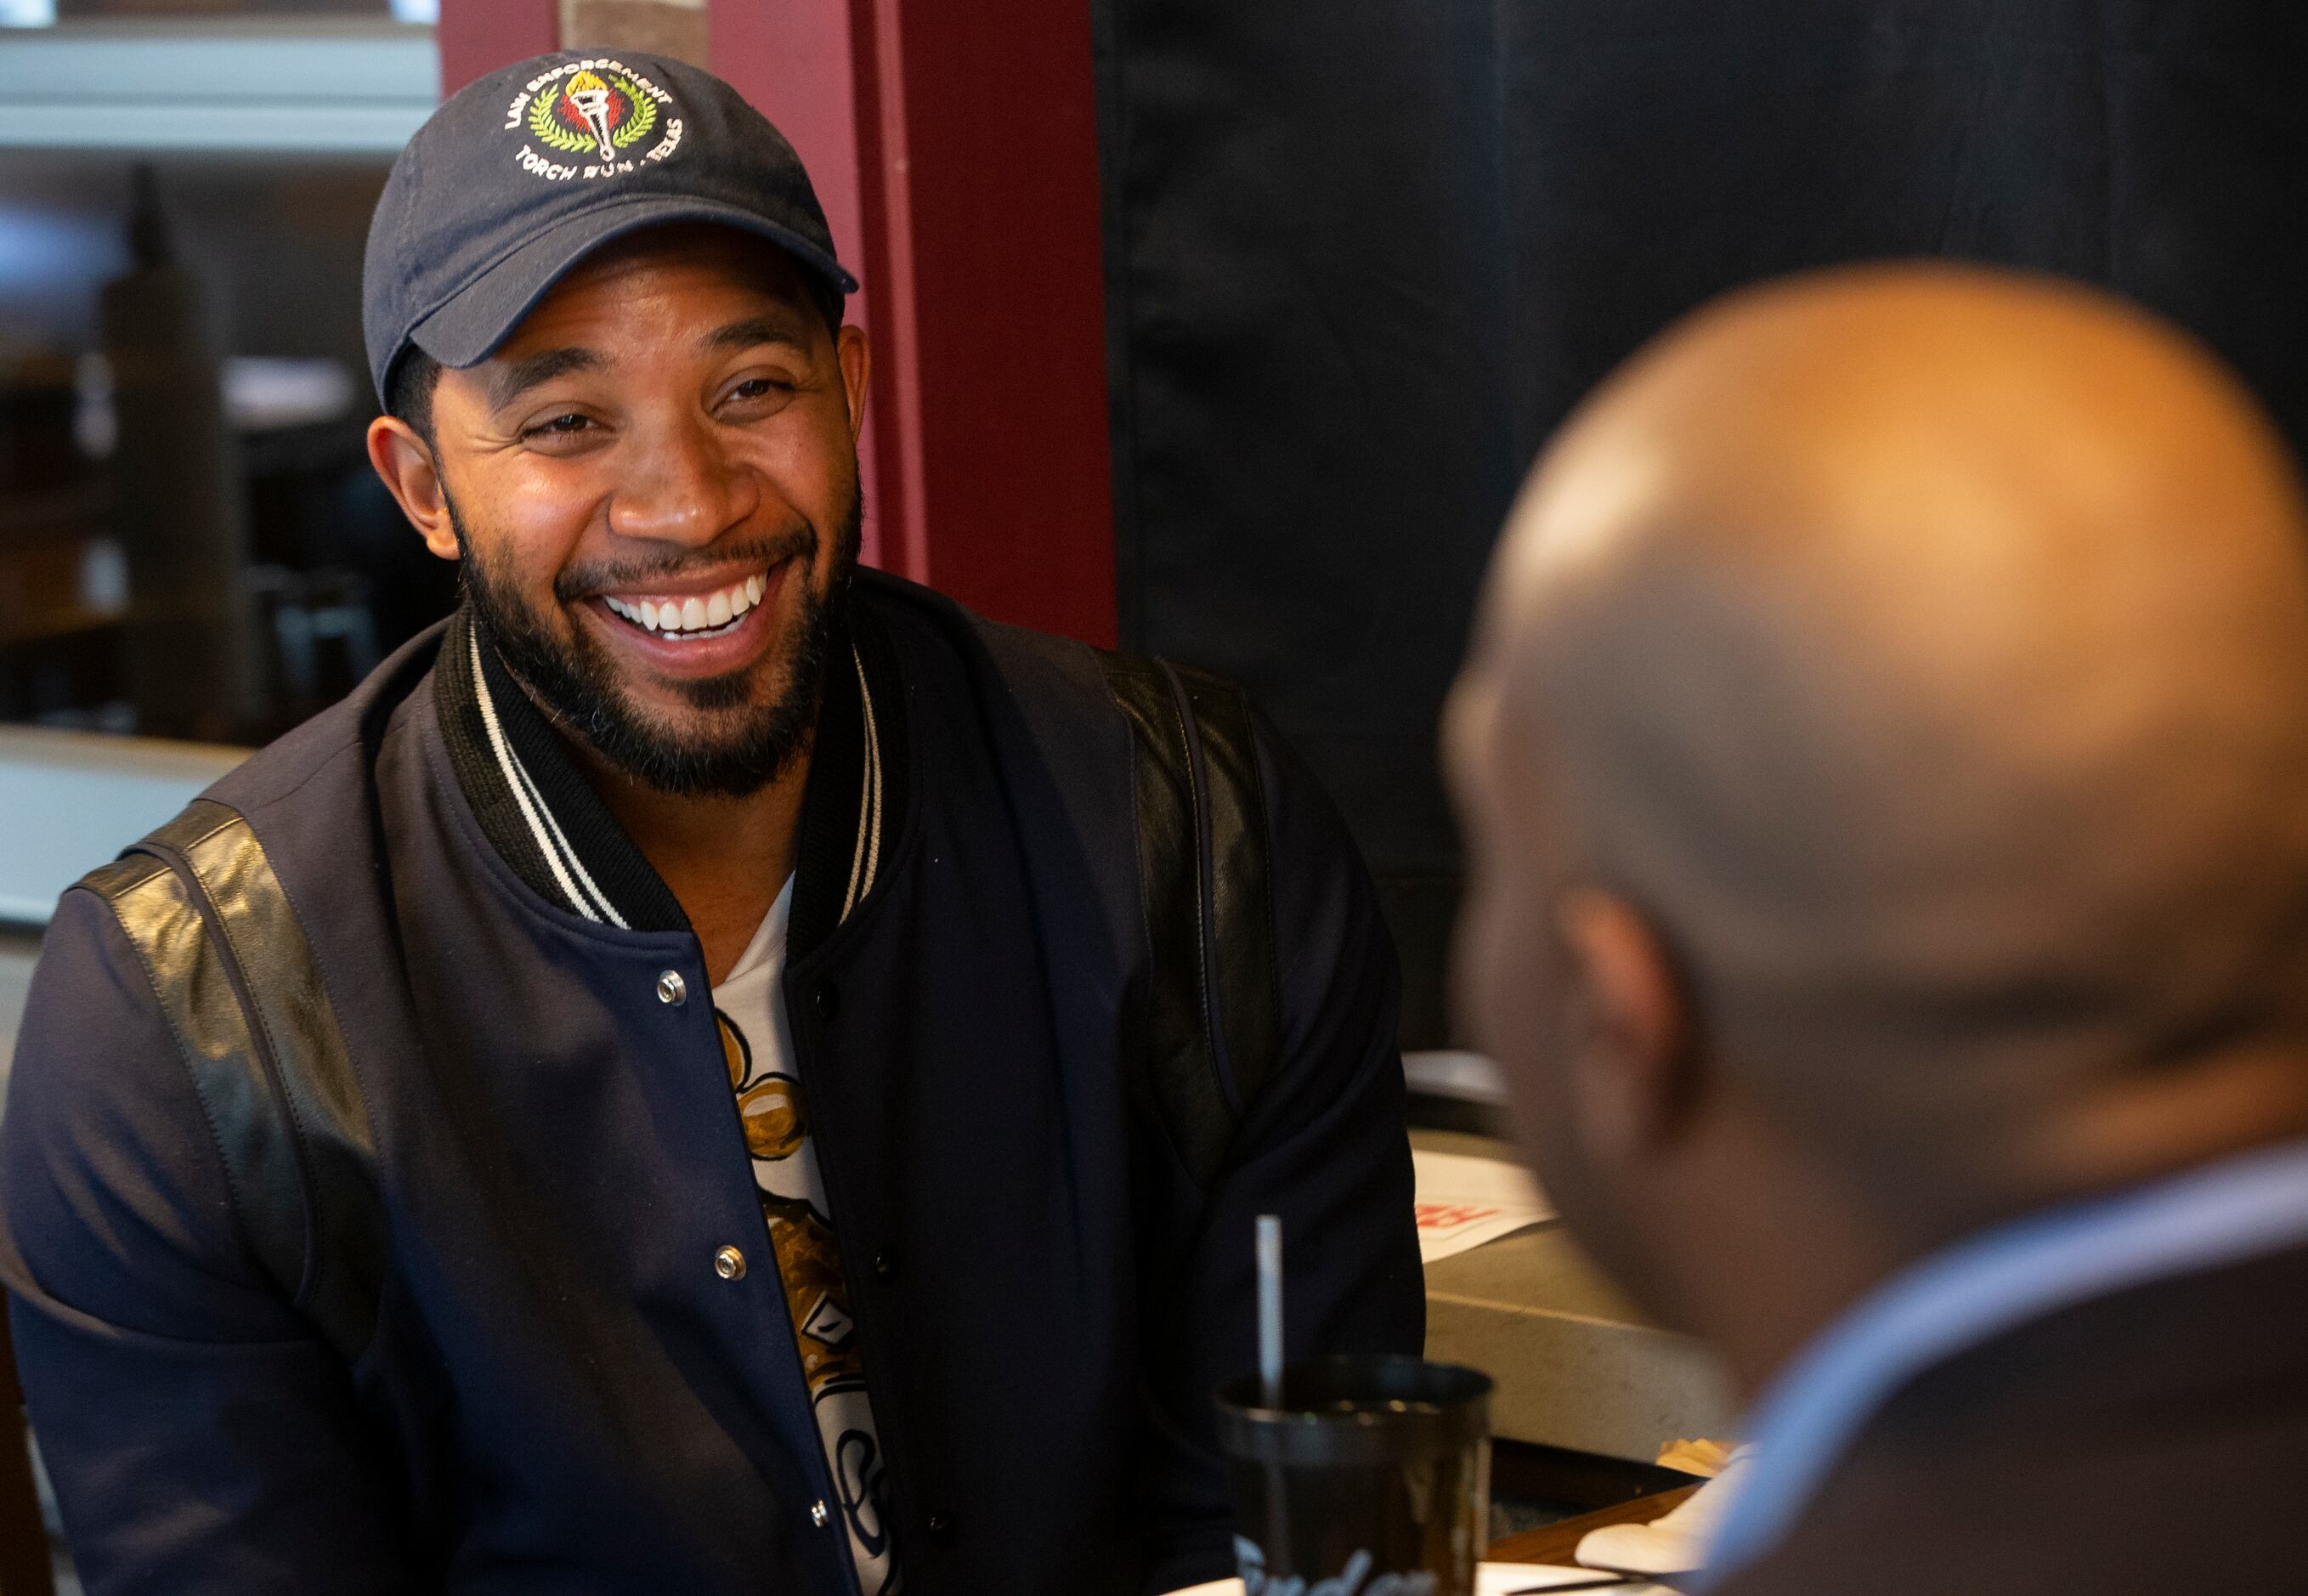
[713,880,899,1593]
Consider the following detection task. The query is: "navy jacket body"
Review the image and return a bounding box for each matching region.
[1,573,1423,1594]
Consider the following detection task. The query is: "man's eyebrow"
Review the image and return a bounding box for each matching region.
[700,314,813,355]
[486,346,606,410]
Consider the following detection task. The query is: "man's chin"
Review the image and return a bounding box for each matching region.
[616,691,782,750]
[555,615,831,799]
[574,711,809,799]
[624,654,777,715]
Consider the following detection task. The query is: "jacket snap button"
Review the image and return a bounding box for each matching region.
[927,1509,955,1542]
[810,1499,830,1529]
[656,970,687,1005]
[713,1245,746,1280]
[874,1246,898,1280]
[813,982,840,1022]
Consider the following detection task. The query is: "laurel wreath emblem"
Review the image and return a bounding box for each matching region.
[527,71,661,157]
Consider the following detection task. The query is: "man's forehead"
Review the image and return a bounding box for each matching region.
[1445,665,1533,831]
[1450,644,1591,872]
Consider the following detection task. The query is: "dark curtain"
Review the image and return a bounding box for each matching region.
[1093,0,2308,1048]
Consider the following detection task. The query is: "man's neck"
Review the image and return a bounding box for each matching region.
[1640,1111,1915,1405]
[574,736,812,985]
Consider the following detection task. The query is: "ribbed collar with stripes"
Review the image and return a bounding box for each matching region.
[433,599,905,962]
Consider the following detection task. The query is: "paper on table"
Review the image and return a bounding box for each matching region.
[1164,1564,1676,1595]
[1475,1569,1677,1595]
[1413,1147,1553,1264]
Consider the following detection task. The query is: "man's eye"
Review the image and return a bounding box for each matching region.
[730,377,790,402]
[528,413,591,438]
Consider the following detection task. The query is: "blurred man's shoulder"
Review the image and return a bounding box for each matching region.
[1717,1237,2308,1595]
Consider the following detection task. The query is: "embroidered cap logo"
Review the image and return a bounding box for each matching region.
[557,71,626,163]
[504,59,683,183]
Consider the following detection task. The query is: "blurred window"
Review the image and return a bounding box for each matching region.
[10,3,432,21]
[0,10,448,744]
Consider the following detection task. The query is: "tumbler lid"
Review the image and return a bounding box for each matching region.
[1215,1354,1493,1469]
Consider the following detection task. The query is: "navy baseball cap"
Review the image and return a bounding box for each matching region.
[362,50,858,405]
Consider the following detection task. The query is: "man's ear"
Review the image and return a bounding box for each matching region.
[366,416,460,562]
[1556,889,1697,1162]
[835,324,870,443]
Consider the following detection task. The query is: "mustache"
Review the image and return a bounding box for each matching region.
[552,524,818,603]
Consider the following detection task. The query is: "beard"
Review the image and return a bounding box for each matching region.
[450,474,863,799]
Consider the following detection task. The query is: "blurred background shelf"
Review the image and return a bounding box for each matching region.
[0,18,438,155]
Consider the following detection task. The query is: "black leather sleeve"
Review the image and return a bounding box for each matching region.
[0,886,416,1595]
[1134,705,1426,1592]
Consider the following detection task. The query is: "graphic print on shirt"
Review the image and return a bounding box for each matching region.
[721,1011,900,1594]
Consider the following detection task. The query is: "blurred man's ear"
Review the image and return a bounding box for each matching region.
[1555,890,1696,1161]
[367,417,460,562]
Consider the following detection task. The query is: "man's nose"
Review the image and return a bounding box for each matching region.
[607,413,760,546]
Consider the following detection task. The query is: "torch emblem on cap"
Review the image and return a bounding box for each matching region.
[515,61,671,179]
[563,71,620,163]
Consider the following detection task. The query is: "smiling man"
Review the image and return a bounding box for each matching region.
[0,54,1422,1596]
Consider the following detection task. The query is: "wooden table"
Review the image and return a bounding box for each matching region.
[1489,1485,1700,1566]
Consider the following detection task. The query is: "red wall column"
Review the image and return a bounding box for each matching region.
[438,0,559,95]
[707,0,898,580]
[715,0,1119,645]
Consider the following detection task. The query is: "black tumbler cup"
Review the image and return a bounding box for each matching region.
[1214,1354,1493,1595]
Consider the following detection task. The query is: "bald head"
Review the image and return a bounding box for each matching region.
[1451,266,2308,1276]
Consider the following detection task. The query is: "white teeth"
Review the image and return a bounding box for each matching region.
[605,573,766,636]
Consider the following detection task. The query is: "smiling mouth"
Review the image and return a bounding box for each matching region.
[599,570,770,639]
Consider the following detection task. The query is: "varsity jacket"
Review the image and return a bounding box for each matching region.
[0,570,1424,1596]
